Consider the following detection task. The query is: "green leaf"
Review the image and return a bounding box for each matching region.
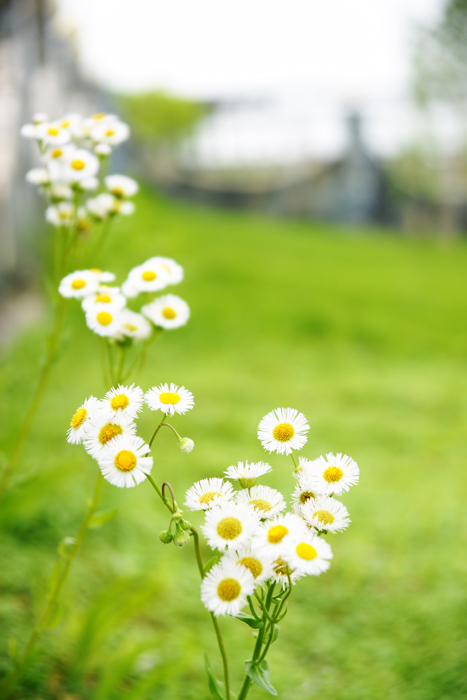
[8,638,17,665]
[204,655,225,700]
[204,556,220,575]
[271,625,280,644]
[244,659,277,696]
[57,536,76,559]
[236,612,263,629]
[89,508,119,529]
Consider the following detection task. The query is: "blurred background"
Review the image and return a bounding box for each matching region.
[1,0,467,698]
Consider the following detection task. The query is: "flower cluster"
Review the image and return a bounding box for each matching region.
[58,256,189,340]
[185,407,359,616]
[22,111,136,228]
[67,382,195,487]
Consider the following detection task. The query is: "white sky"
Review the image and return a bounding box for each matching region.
[56,0,445,100]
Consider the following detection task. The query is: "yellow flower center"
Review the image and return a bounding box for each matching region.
[91,268,102,273]
[142,270,156,281]
[61,120,71,128]
[217,517,242,540]
[51,148,63,158]
[98,423,123,445]
[71,278,86,289]
[110,394,130,411]
[95,293,112,303]
[299,490,315,504]
[162,264,171,271]
[71,159,86,170]
[70,407,87,428]
[199,490,222,505]
[114,449,137,472]
[323,466,344,483]
[59,210,71,220]
[47,127,60,136]
[272,422,295,442]
[159,392,180,405]
[124,323,138,332]
[92,113,106,120]
[217,578,241,602]
[238,557,263,579]
[111,186,125,197]
[105,129,115,137]
[267,524,289,544]
[162,307,177,319]
[273,558,288,576]
[313,510,335,525]
[249,498,272,513]
[96,311,113,326]
[296,543,317,560]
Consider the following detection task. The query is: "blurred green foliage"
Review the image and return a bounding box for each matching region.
[1,188,467,699]
[119,91,208,142]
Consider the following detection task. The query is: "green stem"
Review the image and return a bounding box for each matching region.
[0,296,67,500]
[0,472,104,697]
[290,451,299,472]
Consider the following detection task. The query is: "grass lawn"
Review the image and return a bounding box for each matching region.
[1,187,467,699]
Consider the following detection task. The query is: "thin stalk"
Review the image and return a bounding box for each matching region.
[290,451,299,472]
[0,472,104,697]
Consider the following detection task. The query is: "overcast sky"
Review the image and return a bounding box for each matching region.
[56,0,445,100]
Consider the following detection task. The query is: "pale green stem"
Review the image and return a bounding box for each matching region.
[290,451,299,472]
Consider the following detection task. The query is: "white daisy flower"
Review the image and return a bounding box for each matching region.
[20,115,47,139]
[224,461,272,488]
[100,384,144,421]
[301,495,350,533]
[282,532,333,577]
[144,383,194,416]
[78,176,99,192]
[64,149,99,182]
[252,513,307,558]
[270,556,305,588]
[50,184,73,201]
[123,262,170,297]
[296,456,313,476]
[89,269,116,283]
[96,434,153,488]
[291,478,320,515]
[145,256,183,285]
[235,485,286,519]
[305,453,359,496]
[66,396,100,445]
[83,410,137,459]
[141,294,190,329]
[258,408,310,456]
[43,144,76,164]
[87,193,114,220]
[85,306,124,338]
[94,143,112,156]
[105,174,139,198]
[81,286,127,313]
[46,202,74,227]
[109,199,135,216]
[59,270,100,299]
[36,121,71,146]
[201,560,255,617]
[185,477,234,511]
[119,309,152,341]
[56,113,82,136]
[26,168,51,185]
[224,543,275,585]
[91,119,130,145]
[201,502,261,552]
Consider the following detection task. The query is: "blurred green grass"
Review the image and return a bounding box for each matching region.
[1,187,467,699]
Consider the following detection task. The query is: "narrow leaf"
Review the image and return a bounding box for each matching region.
[236,612,263,629]
[89,508,119,529]
[8,638,17,665]
[204,556,220,575]
[244,659,277,696]
[271,625,280,644]
[204,655,225,700]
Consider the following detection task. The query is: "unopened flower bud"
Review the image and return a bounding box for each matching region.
[178,437,194,454]
[173,522,190,548]
[180,518,191,531]
[159,529,173,544]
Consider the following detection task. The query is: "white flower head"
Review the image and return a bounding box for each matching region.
[123,262,170,297]
[111,199,135,216]
[96,434,153,488]
[91,119,130,145]
[105,174,139,198]
[119,309,152,341]
[100,384,144,421]
[87,193,114,220]
[66,396,100,445]
[258,408,309,456]
[305,453,359,496]
[82,286,127,313]
[141,294,190,329]
[282,531,333,577]
[94,143,112,156]
[291,478,320,515]
[50,184,73,202]
[36,121,72,146]
[224,461,272,488]
[64,149,99,182]
[85,305,124,337]
[89,269,116,283]
[185,477,234,511]
[301,495,350,533]
[43,144,76,164]
[145,256,184,285]
[235,485,286,519]
[144,383,194,416]
[224,543,275,585]
[270,556,305,588]
[46,202,74,227]
[252,512,307,558]
[83,409,137,459]
[26,168,51,186]
[201,560,255,617]
[78,176,99,192]
[59,270,100,299]
[201,502,261,552]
